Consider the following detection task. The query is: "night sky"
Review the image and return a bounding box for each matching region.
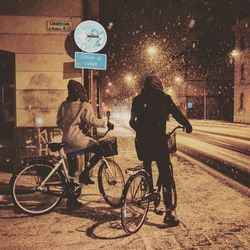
[100,0,250,101]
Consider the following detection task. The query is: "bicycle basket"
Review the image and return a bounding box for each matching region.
[99,137,118,157]
[167,133,177,154]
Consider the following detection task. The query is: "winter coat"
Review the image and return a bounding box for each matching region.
[129,87,192,161]
[57,100,105,153]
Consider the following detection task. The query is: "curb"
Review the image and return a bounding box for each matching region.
[176,151,250,198]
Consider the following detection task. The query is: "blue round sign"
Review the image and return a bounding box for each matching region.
[74,20,107,53]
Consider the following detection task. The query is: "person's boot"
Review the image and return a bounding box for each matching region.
[163,208,179,227]
[79,169,95,185]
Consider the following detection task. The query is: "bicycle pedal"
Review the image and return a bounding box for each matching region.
[154,209,164,216]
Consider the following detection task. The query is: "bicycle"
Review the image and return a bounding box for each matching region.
[120,125,184,234]
[11,115,125,215]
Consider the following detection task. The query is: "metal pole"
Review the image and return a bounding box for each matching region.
[184,51,189,118]
[82,0,91,166]
[203,80,207,120]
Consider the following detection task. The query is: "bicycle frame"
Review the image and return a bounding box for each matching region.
[37,156,69,191]
[101,157,116,179]
[37,155,118,192]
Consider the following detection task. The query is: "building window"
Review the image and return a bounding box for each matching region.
[240,64,245,80]
[240,37,247,50]
[239,93,244,109]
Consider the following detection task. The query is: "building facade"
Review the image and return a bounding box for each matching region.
[233,17,250,124]
[0,0,100,170]
[169,49,233,121]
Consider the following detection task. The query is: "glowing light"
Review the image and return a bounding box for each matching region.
[125,73,134,83]
[107,81,113,86]
[174,76,183,84]
[230,49,240,58]
[188,19,196,29]
[105,89,110,94]
[35,117,44,125]
[107,22,114,30]
[167,87,173,95]
[146,45,158,57]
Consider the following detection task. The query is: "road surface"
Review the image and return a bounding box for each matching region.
[0,120,249,249]
[112,115,250,187]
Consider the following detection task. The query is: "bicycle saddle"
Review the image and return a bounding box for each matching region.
[48,142,65,152]
[125,165,144,175]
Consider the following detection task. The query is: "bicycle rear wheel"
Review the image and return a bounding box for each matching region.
[98,158,125,207]
[121,171,150,234]
[11,163,65,215]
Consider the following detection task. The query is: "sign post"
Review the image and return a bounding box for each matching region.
[74,20,107,102]
[75,52,107,70]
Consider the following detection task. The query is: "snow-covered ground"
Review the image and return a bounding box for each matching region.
[0,131,249,249]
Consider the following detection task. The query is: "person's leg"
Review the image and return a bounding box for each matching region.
[156,155,172,211]
[66,153,78,178]
[156,154,179,226]
[143,160,154,193]
[65,153,83,208]
[79,144,103,184]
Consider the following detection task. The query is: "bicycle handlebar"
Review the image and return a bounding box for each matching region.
[93,127,112,140]
[93,110,114,140]
[168,125,184,136]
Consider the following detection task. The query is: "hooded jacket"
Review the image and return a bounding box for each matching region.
[57,80,105,153]
[129,75,192,160]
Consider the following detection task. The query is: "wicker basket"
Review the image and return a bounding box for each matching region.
[99,137,118,157]
[167,133,177,154]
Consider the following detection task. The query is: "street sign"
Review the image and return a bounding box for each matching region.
[75,52,107,70]
[74,20,107,53]
[46,20,72,32]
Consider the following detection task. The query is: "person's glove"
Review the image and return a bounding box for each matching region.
[185,124,192,134]
[107,122,114,130]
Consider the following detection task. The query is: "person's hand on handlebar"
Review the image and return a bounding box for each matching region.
[107,122,114,130]
[184,123,192,134]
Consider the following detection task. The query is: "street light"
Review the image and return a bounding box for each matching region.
[230,49,240,58]
[174,75,183,84]
[229,49,240,64]
[125,74,133,82]
[146,45,159,59]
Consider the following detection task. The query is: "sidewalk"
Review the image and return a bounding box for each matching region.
[0,134,249,249]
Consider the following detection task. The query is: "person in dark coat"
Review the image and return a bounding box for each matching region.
[129,75,192,226]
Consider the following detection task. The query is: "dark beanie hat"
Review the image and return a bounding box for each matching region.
[144,75,163,91]
[67,79,88,102]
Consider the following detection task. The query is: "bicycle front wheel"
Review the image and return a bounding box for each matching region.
[98,158,125,208]
[121,171,150,234]
[11,163,65,215]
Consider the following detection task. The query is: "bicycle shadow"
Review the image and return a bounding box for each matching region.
[0,202,30,219]
[56,194,129,240]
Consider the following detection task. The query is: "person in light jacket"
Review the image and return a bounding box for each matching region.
[57,79,110,208]
[129,75,192,226]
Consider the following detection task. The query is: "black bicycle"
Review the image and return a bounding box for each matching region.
[11,114,125,215]
[120,125,184,234]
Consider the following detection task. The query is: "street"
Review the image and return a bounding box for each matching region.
[113,115,250,187]
[0,121,250,249]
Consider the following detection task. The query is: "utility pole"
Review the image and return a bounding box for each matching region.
[82,0,101,117]
[203,80,207,120]
[82,0,92,101]
[183,50,189,118]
